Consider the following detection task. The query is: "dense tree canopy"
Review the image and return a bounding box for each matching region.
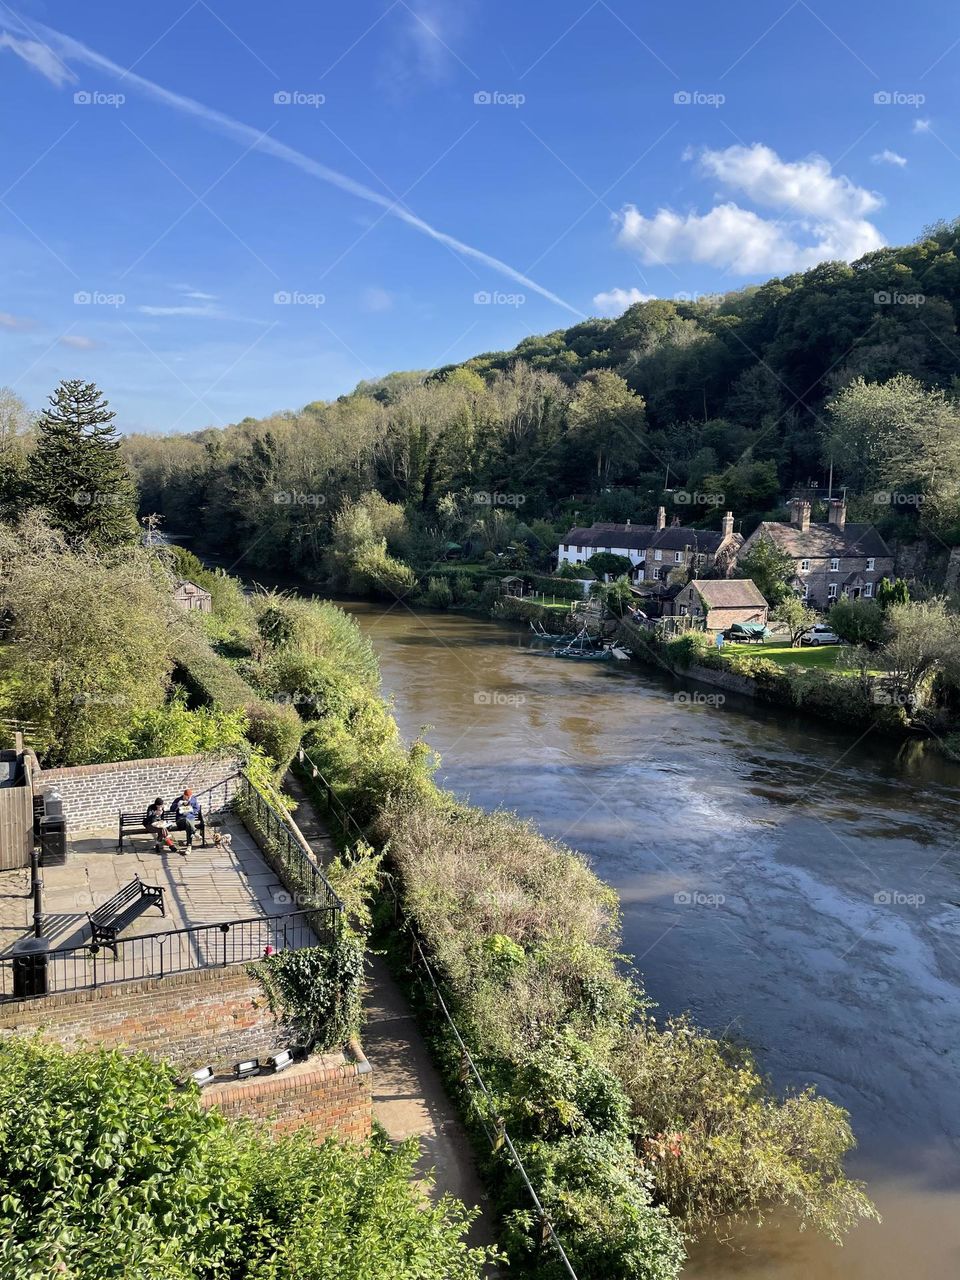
[122,225,960,577]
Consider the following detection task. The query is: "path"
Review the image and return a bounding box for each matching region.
[285,771,497,1250]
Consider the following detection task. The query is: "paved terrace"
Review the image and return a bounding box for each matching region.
[0,813,293,957]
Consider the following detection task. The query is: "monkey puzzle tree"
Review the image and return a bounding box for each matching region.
[30,379,138,546]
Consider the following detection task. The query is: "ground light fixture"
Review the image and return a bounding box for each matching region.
[234,1059,260,1079]
[191,1065,215,1087]
[267,1049,294,1073]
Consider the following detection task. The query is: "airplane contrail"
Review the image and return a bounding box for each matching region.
[0,11,584,317]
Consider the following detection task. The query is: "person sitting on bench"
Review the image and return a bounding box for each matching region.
[144,797,176,854]
[170,788,202,855]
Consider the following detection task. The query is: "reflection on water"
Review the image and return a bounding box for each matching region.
[341,602,960,1279]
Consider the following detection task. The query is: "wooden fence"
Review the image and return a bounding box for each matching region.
[0,747,33,870]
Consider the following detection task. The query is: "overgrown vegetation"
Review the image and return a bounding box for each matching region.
[250,939,364,1052]
[0,1038,495,1280]
[235,591,879,1277]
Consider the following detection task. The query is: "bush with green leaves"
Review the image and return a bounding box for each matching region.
[250,938,364,1051]
[828,599,887,647]
[244,700,303,775]
[98,689,249,762]
[0,1038,495,1280]
[614,1014,878,1242]
[423,575,454,609]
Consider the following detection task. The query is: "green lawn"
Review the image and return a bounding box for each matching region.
[722,638,871,675]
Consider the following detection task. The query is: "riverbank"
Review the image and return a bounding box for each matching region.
[334,602,960,1280]
[615,617,923,739]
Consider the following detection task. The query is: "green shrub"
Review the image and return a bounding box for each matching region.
[615,1014,877,1242]
[98,689,249,762]
[665,632,720,669]
[250,938,365,1050]
[423,576,454,609]
[0,1039,495,1280]
[245,700,303,773]
[173,629,261,709]
[529,574,588,600]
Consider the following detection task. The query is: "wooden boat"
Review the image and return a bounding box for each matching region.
[550,626,609,659]
[529,620,580,644]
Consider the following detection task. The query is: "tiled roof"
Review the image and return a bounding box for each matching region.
[752,521,891,559]
[688,578,768,609]
[562,523,724,554]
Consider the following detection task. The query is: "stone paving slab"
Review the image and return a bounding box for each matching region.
[0,814,292,954]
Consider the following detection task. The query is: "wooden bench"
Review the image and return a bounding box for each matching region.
[88,877,165,953]
[118,807,208,852]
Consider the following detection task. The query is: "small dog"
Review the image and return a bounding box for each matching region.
[212,831,233,850]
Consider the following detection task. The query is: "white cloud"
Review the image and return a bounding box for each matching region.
[0,34,74,86]
[361,287,394,313]
[913,118,932,133]
[386,2,469,87]
[0,312,33,330]
[182,290,218,301]
[699,143,881,219]
[138,304,221,318]
[60,335,97,349]
[871,149,907,167]
[592,287,656,316]
[615,143,886,275]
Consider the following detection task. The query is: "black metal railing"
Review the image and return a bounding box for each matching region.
[0,910,316,1000]
[234,771,343,923]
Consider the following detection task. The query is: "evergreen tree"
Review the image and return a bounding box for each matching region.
[31,379,138,545]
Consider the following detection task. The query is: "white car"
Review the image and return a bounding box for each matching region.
[800,623,839,646]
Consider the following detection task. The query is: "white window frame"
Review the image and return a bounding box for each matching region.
[864,582,873,598]
[827,583,838,600]
[801,582,810,601]
[799,558,810,573]
[654,549,662,562]
[675,551,683,564]
[866,557,875,571]
[830,557,840,572]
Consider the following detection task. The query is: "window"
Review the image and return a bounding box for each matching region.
[864,582,873,598]
[654,549,662,561]
[563,544,570,553]
[799,558,810,572]
[828,583,838,600]
[830,557,840,572]
[801,582,810,601]
[866,557,875,571]
[675,551,683,563]
[679,605,688,617]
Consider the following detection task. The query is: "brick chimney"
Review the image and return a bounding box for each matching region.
[656,505,666,530]
[827,497,846,530]
[789,498,811,532]
[721,510,734,539]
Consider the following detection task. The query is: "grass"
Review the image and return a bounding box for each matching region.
[722,637,877,675]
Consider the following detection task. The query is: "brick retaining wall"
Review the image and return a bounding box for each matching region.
[0,966,288,1070]
[203,1045,372,1141]
[36,753,241,834]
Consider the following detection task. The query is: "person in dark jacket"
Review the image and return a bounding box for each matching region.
[170,789,203,855]
[144,797,175,853]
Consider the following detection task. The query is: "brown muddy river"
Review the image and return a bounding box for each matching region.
[337,601,960,1279]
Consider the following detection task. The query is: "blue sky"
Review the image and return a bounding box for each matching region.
[0,0,957,431]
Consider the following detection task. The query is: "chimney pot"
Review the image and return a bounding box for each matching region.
[656,506,666,530]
